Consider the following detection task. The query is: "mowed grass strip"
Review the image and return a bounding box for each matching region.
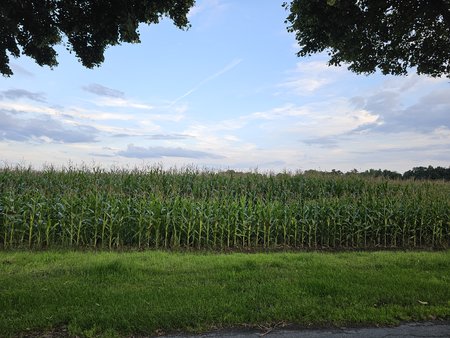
[0,250,449,337]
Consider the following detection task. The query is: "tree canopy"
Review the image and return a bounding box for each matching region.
[0,0,195,76]
[2,1,450,78]
[283,0,450,77]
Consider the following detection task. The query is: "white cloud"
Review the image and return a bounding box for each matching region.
[116,144,224,159]
[173,103,189,114]
[140,113,185,122]
[0,110,98,143]
[65,107,134,121]
[0,102,59,115]
[278,60,346,95]
[0,89,46,102]
[90,122,161,135]
[280,78,331,93]
[380,73,448,93]
[293,108,380,138]
[249,104,309,120]
[82,83,125,98]
[188,0,229,21]
[211,100,379,140]
[93,97,154,110]
[433,126,450,139]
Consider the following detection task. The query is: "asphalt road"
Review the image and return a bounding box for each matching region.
[163,322,450,338]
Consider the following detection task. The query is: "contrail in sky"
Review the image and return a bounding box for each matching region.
[170,58,243,106]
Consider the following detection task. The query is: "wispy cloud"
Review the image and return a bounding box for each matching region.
[64,107,134,121]
[140,113,185,122]
[111,133,193,140]
[146,133,194,140]
[0,102,58,115]
[82,83,125,98]
[249,104,309,120]
[116,144,224,159]
[170,58,243,105]
[0,89,46,102]
[278,60,345,95]
[10,63,34,77]
[188,0,225,18]
[0,109,98,143]
[188,0,229,25]
[93,97,154,110]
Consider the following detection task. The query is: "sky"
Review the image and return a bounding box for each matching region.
[1,0,449,173]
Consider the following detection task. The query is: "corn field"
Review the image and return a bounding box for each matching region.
[0,165,449,250]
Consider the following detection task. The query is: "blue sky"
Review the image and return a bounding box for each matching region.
[1,0,449,173]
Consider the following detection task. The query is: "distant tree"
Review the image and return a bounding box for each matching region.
[283,0,450,77]
[361,169,402,180]
[403,166,450,180]
[331,169,343,175]
[0,0,195,76]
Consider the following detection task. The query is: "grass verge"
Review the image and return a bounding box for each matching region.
[0,250,449,337]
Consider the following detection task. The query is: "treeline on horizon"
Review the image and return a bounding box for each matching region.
[305,165,450,181]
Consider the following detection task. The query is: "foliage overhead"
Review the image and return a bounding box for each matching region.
[283,0,450,77]
[0,0,195,76]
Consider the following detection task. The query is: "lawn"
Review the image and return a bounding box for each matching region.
[1,250,449,337]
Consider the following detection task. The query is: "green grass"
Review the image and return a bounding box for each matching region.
[0,250,449,337]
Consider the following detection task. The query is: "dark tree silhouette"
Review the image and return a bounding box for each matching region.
[403,166,450,180]
[0,0,195,76]
[284,0,450,77]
